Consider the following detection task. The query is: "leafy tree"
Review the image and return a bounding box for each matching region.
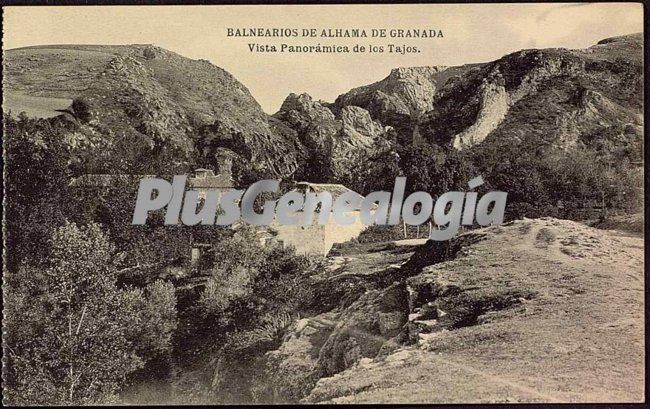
[122,280,178,362]
[72,177,230,287]
[4,222,177,405]
[338,149,401,195]
[199,226,267,317]
[174,227,311,363]
[398,143,476,197]
[4,114,77,271]
[468,135,643,220]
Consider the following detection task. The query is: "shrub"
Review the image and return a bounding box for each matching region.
[72,97,92,122]
[224,312,296,352]
[535,227,557,246]
[4,222,178,405]
[143,47,157,60]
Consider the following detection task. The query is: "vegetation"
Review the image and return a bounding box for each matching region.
[4,222,176,405]
[3,113,316,404]
[72,97,92,122]
[333,125,641,226]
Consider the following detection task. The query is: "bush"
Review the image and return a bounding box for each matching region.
[357,224,429,243]
[72,97,92,122]
[535,227,557,246]
[224,312,296,352]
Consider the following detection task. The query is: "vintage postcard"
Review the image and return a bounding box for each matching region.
[2,2,645,405]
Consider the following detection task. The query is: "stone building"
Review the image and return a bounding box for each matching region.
[70,166,368,258]
[268,182,369,256]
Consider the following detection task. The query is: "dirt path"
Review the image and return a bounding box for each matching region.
[305,218,645,403]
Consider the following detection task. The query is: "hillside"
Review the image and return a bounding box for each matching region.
[282,33,640,156]
[4,44,303,177]
[271,33,642,181]
[269,219,644,403]
[155,218,645,404]
[418,33,643,150]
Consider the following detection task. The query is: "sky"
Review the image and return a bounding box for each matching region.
[3,3,644,113]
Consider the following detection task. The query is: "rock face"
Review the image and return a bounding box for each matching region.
[324,33,642,153]
[273,93,393,179]
[419,33,643,150]
[332,66,474,126]
[451,78,509,149]
[251,312,337,403]
[335,67,444,118]
[316,282,409,377]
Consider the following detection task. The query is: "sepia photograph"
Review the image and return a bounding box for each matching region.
[1,2,645,405]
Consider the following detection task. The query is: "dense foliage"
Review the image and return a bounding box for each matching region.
[338,134,641,223]
[4,113,314,404]
[4,222,176,404]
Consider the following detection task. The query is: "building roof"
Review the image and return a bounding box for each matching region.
[69,174,146,187]
[295,182,366,210]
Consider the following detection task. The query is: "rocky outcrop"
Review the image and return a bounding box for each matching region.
[333,66,474,125]
[275,34,642,160]
[273,93,393,179]
[420,33,643,150]
[452,76,509,149]
[335,67,443,117]
[251,312,338,403]
[274,93,339,150]
[316,282,408,377]
[302,218,644,403]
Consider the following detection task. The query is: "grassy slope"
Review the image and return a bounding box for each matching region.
[305,218,644,403]
[4,92,73,118]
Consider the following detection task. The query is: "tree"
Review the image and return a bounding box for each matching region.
[199,226,267,317]
[4,114,77,272]
[4,222,177,405]
[338,149,401,195]
[398,143,476,198]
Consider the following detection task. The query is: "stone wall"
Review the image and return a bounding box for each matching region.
[272,211,367,256]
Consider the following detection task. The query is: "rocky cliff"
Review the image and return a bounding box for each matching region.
[275,33,642,170]
[418,33,643,149]
[331,65,476,129]
[272,93,394,179]
[323,33,642,152]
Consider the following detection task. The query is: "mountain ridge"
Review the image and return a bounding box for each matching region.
[3,33,643,182]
